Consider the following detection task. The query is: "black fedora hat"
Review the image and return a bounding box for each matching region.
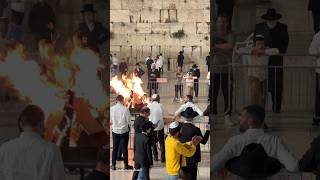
[81,4,96,13]
[180,107,199,119]
[192,64,198,68]
[261,8,282,20]
[225,143,282,179]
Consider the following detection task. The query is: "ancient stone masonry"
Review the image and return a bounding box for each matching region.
[110,0,210,71]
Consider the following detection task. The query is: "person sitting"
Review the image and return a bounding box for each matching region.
[179,107,210,180]
[0,105,65,180]
[211,105,298,175]
[84,146,109,180]
[165,121,203,180]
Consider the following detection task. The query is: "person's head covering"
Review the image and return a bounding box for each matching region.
[81,4,97,13]
[180,107,199,121]
[225,143,282,179]
[261,8,282,20]
[169,121,182,131]
[192,64,198,68]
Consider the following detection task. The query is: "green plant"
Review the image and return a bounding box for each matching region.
[204,36,208,41]
[150,30,154,34]
[148,7,152,11]
[172,30,185,39]
[134,28,139,33]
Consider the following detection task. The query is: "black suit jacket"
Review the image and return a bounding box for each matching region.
[179,123,210,164]
[148,69,160,80]
[192,68,200,82]
[309,0,320,11]
[255,22,289,66]
[134,116,146,134]
[78,22,108,53]
[300,136,320,180]
[134,133,153,167]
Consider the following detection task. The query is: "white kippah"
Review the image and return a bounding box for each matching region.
[151,94,158,100]
[169,121,179,129]
[11,2,25,13]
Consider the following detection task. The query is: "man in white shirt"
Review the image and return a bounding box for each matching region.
[237,35,279,107]
[174,95,203,121]
[211,105,298,175]
[147,94,167,162]
[112,53,119,71]
[0,105,65,180]
[309,31,320,126]
[110,95,133,170]
[157,53,164,74]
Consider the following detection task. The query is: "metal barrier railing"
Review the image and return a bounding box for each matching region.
[224,171,316,180]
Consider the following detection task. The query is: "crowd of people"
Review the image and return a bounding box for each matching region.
[110,94,210,180]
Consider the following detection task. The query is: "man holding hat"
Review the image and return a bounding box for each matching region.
[165,121,202,180]
[211,105,298,175]
[255,8,289,114]
[191,64,200,98]
[179,107,210,180]
[78,3,108,53]
[148,94,167,162]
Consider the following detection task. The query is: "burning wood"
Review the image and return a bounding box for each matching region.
[110,73,149,111]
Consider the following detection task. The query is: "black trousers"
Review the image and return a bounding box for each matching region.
[112,132,129,166]
[148,81,158,96]
[212,73,233,115]
[315,74,320,120]
[312,10,320,33]
[268,57,283,113]
[186,163,198,180]
[194,80,199,97]
[152,129,165,161]
[175,84,183,98]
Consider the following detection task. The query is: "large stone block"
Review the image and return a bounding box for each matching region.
[136,23,152,34]
[110,10,130,22]
[110,0,122,9]
[178,10,208,22]
[110,34,129,46]
[111,22,136,34]
[196,22,209,34]
[182,23,197,34]
[170,23,184,33]
[151,23,170,34]
[127,34,147,46]
[140,10,161,23]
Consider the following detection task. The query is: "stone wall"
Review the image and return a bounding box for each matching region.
[110,0,210,71]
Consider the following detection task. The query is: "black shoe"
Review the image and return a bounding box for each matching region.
[153,158,159,162]
[124,165,133,170]
[111,165,116,170]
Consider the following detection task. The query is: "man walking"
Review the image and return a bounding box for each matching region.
[192,64,200,98]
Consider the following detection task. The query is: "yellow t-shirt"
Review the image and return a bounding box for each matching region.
[165,135,196,176]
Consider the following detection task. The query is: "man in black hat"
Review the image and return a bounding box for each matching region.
[225,143,282,179]
[78,3,108,54]
[134,62,145,78]
[179,107,210,180]
[206,52,211,72]
[308,0,320,33]
[255,8,289,114]
[211,105,298,175]
[177,51,184,69]
[191,64,200,98]
[28,0,55,44]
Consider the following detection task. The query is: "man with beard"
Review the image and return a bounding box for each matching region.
[211,105,298,175]
[78,3,107,54]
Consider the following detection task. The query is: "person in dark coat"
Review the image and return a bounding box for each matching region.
[299,136,320,180]
[177,51,184,68]
[133,121,153,180]
[192,64,201,98]
[215,0,234,30]
[255,8,289,113]
[145,55,153,73]
[78,4,107,54]
[148,63,160,96]
[179,107,210,180]
[28,0,55,44]
[206,52,211,72]
[308,0,320,33]
[134,63,145,78]
[0,0,8,17]
[84,147,109,180]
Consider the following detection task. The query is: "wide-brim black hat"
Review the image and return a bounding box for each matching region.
[225,143,282,179]
[261,8,282,20]
[180,107,199,119]
[192,64,198,68]
[81,4,97,13]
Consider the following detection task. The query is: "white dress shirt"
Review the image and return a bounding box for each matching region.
[212,129,298,173]
[157,55,164,68]
[0,131,65,180]
[110,102,131,134]
[237,47,279,81]
[113,56,119,66]
[175,101,204,121]
[309,31,320,74]
[148,101,167,131]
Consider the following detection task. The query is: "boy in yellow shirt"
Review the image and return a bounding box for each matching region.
[165,121,203,180]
